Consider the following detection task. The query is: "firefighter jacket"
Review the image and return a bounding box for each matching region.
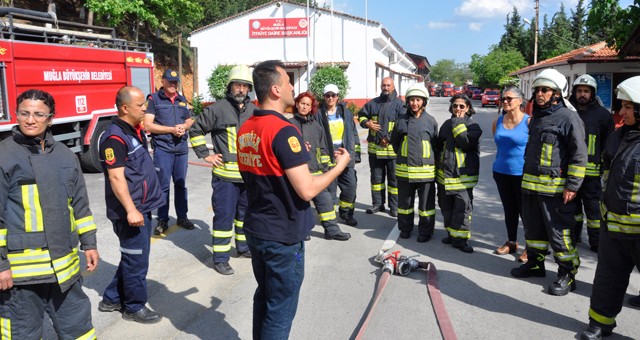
[600,125,640,239]
[436,115,482,193]
[391,109,439,183]
[189,95,257,183]
[290,113,330,174]
[101,117,164,220]
[569,96,614,177]
[522,102,587,196]
[358,90,404,158]
[318,102,358,167]
[147,88,192,154]
[0,127,97,292]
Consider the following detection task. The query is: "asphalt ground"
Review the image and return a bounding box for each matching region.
[44,97,639,339]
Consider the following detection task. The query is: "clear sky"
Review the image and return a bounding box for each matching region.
[321,0,635,64]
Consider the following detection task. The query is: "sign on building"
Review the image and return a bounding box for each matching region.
[249,18,308,39]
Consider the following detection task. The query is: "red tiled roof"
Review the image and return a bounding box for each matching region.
[192,0,381,35]
[510,41,640,76]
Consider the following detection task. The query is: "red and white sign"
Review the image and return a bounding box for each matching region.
[249,18,308,39]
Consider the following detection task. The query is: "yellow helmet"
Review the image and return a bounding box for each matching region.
[228,65,253,88]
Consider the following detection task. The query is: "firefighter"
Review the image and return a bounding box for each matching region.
[511,68,587,296]
[436,94,482,253]
[359,77,404,217]
[318,84,359,226]
[189,65,257,275]
[568,74,614,252]
[391,83,438,242]
[290,91,351,240]
[145,69,196,235]
[0,89,99,338]
[580,76,640,340]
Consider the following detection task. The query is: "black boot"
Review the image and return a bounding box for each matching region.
[580,324,612,340]
[511,253,546,278]
[366,205,385,214]
[548,269,576,296]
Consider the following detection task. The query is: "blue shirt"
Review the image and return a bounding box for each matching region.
[493,114,529,176]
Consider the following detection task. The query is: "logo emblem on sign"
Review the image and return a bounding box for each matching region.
[288,136,301,153]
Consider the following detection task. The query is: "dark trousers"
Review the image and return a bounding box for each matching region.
[588,228,640,332]
[397,180,435,236]
[493,171,523,241]
[328,166,357,218]
[438,185,473,240]
[154,148,189,221]
[312,187,341,236]
[368,154,397,209]
[0,280,95,339]
[246,233,305,340]
[103,212,152,313]
[212,177,248,263]
[574,176,602,247]
[521,193,579,273]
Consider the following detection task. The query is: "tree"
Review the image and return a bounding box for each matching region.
[586,0,640,48]
[499,7,525,51]
[429,59,456,83]
[86,0,203,31]
[469,46,527,88]
[570,0,591,46]
[309,66,349,103]
[207,64,234,101]
[538,4,574,61]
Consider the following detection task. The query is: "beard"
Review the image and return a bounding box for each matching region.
[577,96,590,105]
[233,93,246,104]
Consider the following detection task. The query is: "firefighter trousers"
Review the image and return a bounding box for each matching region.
[0,280,95,340]
[103,212,153,313]
[397,180,436,236]
[368,154,397,209]
[329,166,357,218]
[437,185,473,241]
[211,177,248,263]
[574,176,602,247]
[522,193,580,274]
[312,187,341,236]
[587,229,640,333]
[154,148,189,222]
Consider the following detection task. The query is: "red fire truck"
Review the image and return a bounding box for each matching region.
[0,8,154,172]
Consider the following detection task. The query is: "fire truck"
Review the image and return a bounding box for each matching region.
[0,8,154,172]
[441,81,454,97]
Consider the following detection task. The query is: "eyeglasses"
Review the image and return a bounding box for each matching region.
[324,93,337,98]
[452,104,466,109]
[501,97,520,102]
[534,87,553,94]
[17,111,52,121]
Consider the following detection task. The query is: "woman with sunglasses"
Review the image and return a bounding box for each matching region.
[436,94,482,253]
[492,86,530,261]
[290,91,351,241]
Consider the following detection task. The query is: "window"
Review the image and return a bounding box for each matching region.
[131,68,152,96]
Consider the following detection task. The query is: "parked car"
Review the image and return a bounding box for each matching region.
[481,90,501,107]
[471,89,482,100]
[453,86,464,95]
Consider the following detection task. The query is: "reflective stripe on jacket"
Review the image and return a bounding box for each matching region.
[569,96,614,177]
[436,115,482,192]
[391,109,439,182]
[358,90,404,158]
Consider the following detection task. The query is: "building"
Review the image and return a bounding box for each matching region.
[510,41,640,112]
[189,0,421,105]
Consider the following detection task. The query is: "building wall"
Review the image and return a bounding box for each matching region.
[190,2,418,103]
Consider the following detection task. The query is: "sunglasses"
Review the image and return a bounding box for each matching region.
[324,93,337,98]
[452,104,466,109]
[501,97,520,102]
[534,87,553,94]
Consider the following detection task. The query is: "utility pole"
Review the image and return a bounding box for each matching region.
[534,0,539,64]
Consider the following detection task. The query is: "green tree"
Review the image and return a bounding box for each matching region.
[309,66,349,103]
[538,4,574,61]
[429,59,456,83]
[499,7,525,51]
[469,46,527,88]
[86,0,203,31]
[207,64,234,100]
[570,0,591,46]
[586,0,640,48]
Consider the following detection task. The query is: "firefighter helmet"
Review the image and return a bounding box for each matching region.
[532,69,569,98]
[616,76,640,105]
[572,74,597,93]
[405,83,429,102]
[228,64,253,88]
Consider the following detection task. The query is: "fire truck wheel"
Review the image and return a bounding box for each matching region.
[80,120,110,173]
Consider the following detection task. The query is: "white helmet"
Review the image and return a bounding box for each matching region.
[228,64,253,88]
[405,83,429,104]
[572,74,597,93]
[532,69,569,98]
[616,76,640,105]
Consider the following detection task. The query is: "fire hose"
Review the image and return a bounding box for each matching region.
[354,238,458,339]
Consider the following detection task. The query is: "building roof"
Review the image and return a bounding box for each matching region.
[510,41,640,76]
[619,23,640,57]
[192,0,381,35]
[406,52,431,71]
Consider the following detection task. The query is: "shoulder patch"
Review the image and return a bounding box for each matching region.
[105,148,115,165]
[179,102,186,106]
[288,136,301,153]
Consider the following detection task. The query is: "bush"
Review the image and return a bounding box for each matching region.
[346,101,361,116]
[309,66,349,103]
[207,64,234,101]
[191,94,204,116]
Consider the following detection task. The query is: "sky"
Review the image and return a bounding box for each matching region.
[319,0,635,64]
